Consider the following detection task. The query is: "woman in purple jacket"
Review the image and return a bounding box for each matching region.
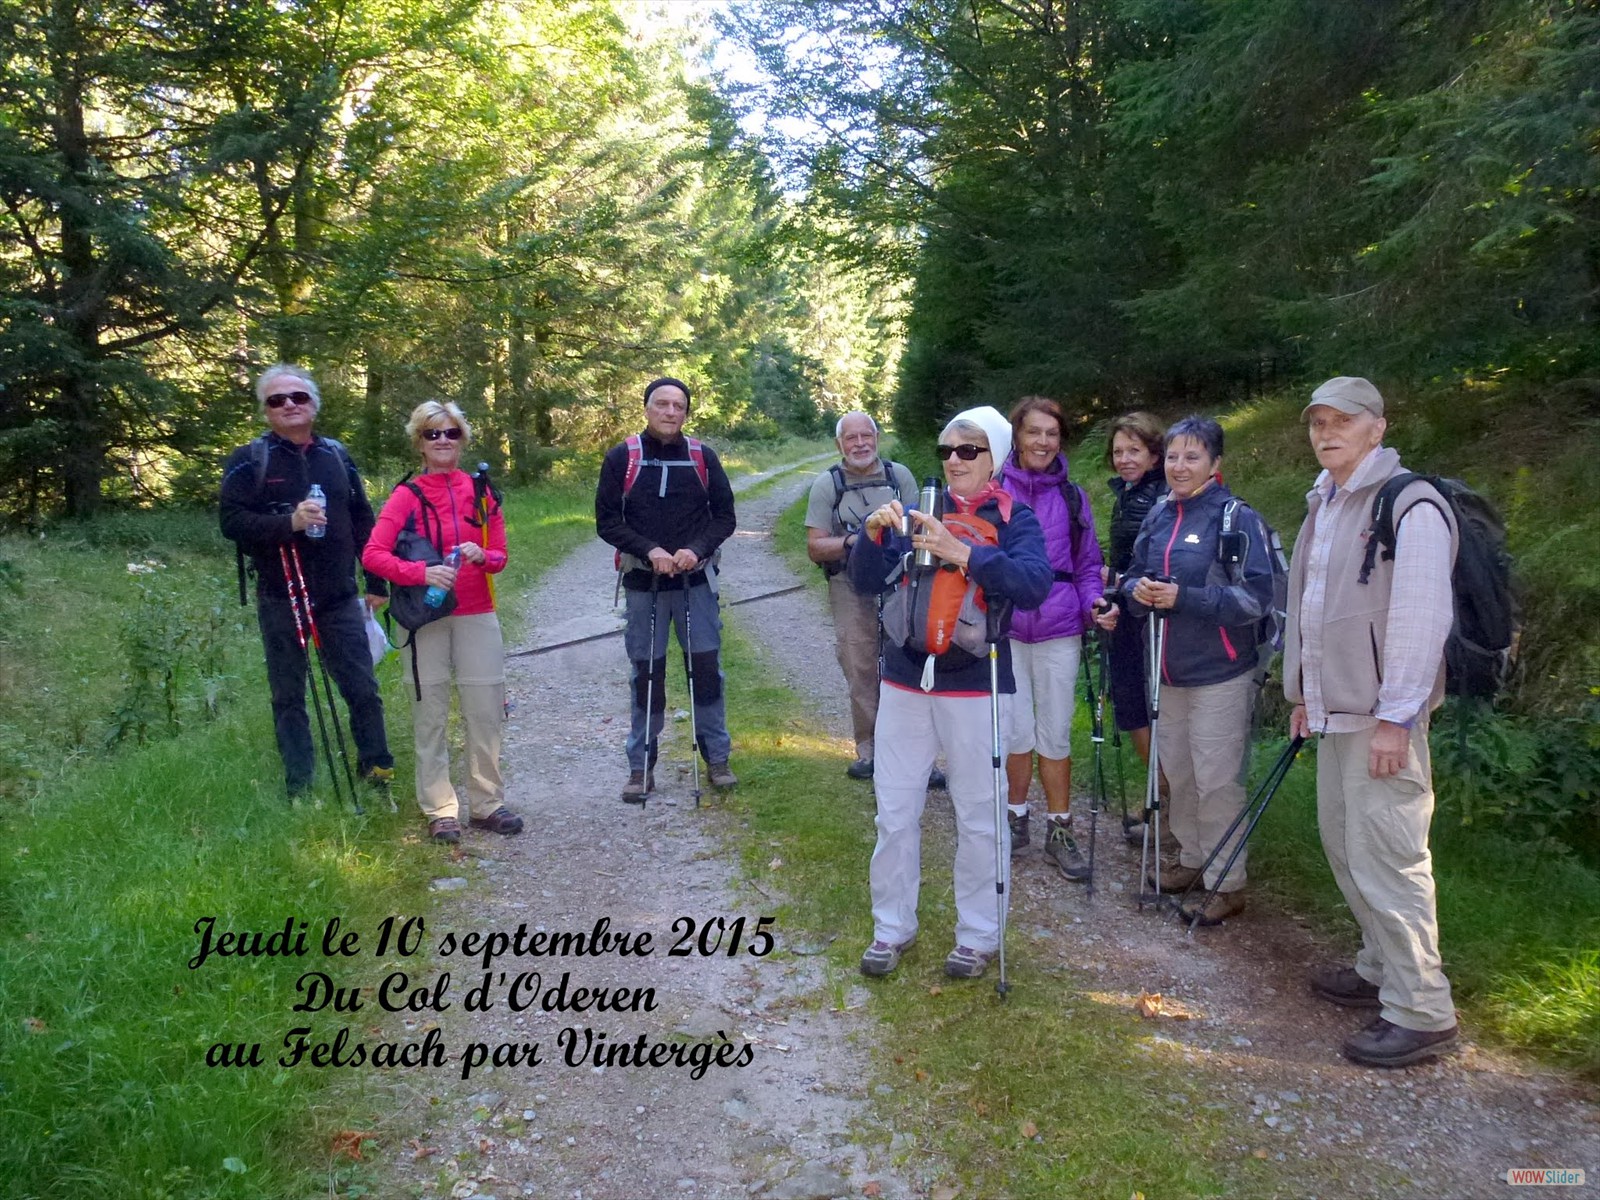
[998,397,1105,882]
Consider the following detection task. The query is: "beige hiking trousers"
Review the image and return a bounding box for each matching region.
[409,611,506,822]
[1317,722,1456,1032]
[828,573,881,761]
[1157,671,1257,893]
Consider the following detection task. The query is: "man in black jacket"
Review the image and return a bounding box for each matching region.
[219,364,393,800]
[595,377,737,803]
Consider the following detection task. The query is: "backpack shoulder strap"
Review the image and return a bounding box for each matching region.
[235,436,272,606]
[685,437,708,489]
[1360,472,1446,584]
[1059,478,1086,559]
[622,434,644,496]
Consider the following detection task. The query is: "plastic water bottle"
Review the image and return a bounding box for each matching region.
[305,483,326,539]
[424,546,462,608]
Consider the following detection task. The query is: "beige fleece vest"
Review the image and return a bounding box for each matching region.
[1285,455,1458,719]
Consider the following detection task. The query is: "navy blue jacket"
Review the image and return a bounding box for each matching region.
[1124,482,1274,688]
[848,491,1052,695]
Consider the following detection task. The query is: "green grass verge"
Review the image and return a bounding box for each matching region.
[0,478,596,1200]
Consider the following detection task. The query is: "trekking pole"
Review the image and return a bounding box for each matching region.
[1138,594,1170,912]
[1102,631,1135,840]
[637,573,661,807]
[285,542,363,816]
[1082,632,1106,900]
[1177,737,1305,935]
[278,545,357,815]
[473,463,497,609]
[989,640,1010,1001]
[682,582,703,809]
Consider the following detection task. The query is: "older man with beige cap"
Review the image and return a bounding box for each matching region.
[1284,375,1461,1067]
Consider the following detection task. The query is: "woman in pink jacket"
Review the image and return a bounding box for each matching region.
[364,401,522,843]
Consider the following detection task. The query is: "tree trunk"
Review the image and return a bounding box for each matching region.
[51,0,107,518]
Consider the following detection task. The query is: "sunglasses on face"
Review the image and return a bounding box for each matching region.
[936,443,990,461]
[422,427,463,442]
[265,391,313,409]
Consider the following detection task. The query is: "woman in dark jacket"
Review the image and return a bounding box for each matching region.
[848,406,1051,981]
[1096,412,1166,768]
[1108,416,1274,925]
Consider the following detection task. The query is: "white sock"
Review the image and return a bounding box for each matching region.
[1008,804,1028,818]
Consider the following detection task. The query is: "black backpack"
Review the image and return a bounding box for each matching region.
[231,434,354,605]
[1360,473,1519,700]
[382,481,457,698]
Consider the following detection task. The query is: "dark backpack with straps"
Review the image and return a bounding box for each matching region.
[822,459,908,576]
[1360,473,1519,699]
[1218,496,1290,666]
[614,433,711,573]
[381,481,457,699]
[232,434,355,605]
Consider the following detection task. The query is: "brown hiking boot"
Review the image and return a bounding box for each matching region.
[621,769,654,805]
[708,761,738,789]
[1179,889,1246,926]
[1145,864,1202,894]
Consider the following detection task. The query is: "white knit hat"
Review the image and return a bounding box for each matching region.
[947,405,1012,480]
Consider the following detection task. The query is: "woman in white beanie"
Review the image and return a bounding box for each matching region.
[845,406,1052,980]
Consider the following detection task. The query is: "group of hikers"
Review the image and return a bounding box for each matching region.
[221,366,1459,1070]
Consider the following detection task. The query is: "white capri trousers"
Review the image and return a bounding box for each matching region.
[1007,636,1080,760]
[870,682,1013,954]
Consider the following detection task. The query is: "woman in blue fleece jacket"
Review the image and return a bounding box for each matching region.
[846,406,1051,981]
[1117,416,1275,926]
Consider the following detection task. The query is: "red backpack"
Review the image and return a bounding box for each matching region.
[614,434,709,572]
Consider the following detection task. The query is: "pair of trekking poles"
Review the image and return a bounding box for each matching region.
[1124,597,1304,929]
[278,541,395,816]
[637,572,704,808]
[1074,599,1303,930]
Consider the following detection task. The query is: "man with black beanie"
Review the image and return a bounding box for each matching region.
[595,377,738,803]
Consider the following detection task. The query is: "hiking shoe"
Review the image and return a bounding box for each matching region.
[1145,864,1202,894]
[859,935,916,977]
[845,758,875,780]
[469,807,523,836]
[361,765,395,790]
[1310,964,1382,1009]
[709,761,738,790]
[1342,1018,1459,1068]
[1179,889,1246,926]
[1008,810,1031,855]
[1044,820,1090,882]
[927,767,948,791]
[944,945,996,979]
[621,769,654,804]
[1122,813,1145,845]
[428,817,461,844]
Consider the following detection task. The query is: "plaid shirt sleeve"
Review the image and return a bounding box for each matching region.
[1375,502,1453,726]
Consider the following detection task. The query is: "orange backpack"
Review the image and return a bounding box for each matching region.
[881,509,1002,664]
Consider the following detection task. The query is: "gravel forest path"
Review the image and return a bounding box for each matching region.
[374,458,1599,1200]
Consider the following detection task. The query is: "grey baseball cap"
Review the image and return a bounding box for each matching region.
[1303,376,1384,419]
